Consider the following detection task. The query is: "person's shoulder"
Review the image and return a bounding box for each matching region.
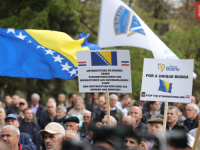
[20,132,31,138]
[143,112,150,116]
[38,104,44,109]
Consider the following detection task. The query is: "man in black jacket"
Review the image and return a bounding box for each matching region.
[19,108,41,150]
[166,106,188,132]
[6,94,20,115]
[129,106,148,136]
[184,103,199,131]
[142,101,163,124]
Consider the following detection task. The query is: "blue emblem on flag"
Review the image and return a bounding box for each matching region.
[158,79,172,93]
[129,15,145,35]
[114,6,130,35]
[91,51,117,66]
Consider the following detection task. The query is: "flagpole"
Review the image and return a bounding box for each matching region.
[106,92,110,127]
[162,101,168,133]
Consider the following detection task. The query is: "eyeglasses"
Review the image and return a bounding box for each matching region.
[83,116,90,119]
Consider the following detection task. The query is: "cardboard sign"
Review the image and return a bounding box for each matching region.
[77,50,132,93]
[140,59,194,102]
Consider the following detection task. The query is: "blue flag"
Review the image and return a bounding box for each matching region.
[0,28,101,80]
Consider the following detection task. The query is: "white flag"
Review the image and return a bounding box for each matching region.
[98,0,197,78]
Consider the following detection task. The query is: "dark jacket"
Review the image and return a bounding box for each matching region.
[184,115,199,131]
[79,123,89,136]
[19,133,37,150]
[19,120,41,150]
[78,130,89,144]
[110,108,124,123]
[57,115,68,129]
[29,104,44,127]
[6,105,20,115]
[142,112,163,124]
[94,111,118,123]
[166,123,188,133]
[135,120,148,136]
[41,115,57,129]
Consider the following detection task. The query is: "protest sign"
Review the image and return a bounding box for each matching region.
[77,50,132,93]
[140,59,194,103]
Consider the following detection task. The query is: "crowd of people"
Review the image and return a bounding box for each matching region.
[0,93,199,150]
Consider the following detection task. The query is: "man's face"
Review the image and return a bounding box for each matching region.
[151,102,160,111]
[94,93,98,99]
[19,103,28,111]
[12,95,20,105]
[65,122,79,131]
[109,96,117,108]
[123,97,129,108]
[129,106,142,122]
[47,103,56,115]
[44,132,63,150]
[167,108,178,124]
[102,104,107,114]
[5,96,12,105]
[58,94,65,103]
[5,118,19,127]
[24,109,33,121]
[186,104,197,119]
[1,129,20,148]
[56,109,66,120]
[99,97,106,108]
[0,108,5,120]
[191,96,196,104]
[124,137,138,149]
[31,98,38,106]
[122,116,132,125]
[148,123,163,135]
[102,117,114,127]
[83,113,91,123]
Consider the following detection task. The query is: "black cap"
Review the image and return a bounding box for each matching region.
[63,117,79,124]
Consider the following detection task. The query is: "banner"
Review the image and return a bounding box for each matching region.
[98,0,196,78]
[0,29,101,80]
[140,59,194,102]
[77,50,132,93]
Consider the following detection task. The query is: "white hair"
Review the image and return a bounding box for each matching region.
[47,101,56,107]
[2,125,20,136]
[0,107,5,114]
[31,93,40,101]
[83,110,91,115]
[75,96,85,104]
[186,103,199,115]
[65,130,80,142]
[57,105,67,113]
[109,94,118,101]
[104,115,117,127]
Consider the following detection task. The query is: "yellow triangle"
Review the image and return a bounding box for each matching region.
[99,52,112,65]
[164,80,170,92]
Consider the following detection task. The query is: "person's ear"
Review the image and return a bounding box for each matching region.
[16,122,19,128]
[17,135,20,140]
[77,125,80,130]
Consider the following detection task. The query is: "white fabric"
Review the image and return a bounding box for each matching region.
[98,0,196,78]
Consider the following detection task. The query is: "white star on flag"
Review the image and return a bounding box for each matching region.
[15,32,27,40]
[27,40,32,43]
[37,45,45,49]
[54,55,64,63]
[61,62,72,71]
[45,49,55,55]
[7,28,15,34]
[69,69,76,77]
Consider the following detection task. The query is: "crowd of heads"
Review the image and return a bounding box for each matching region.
[0,93,198,150]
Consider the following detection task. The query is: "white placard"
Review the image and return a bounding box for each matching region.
[140,59,194,102]
[77,50,132,93]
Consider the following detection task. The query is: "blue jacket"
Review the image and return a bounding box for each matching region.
[19,133,37,150]
[0,130,36,150]
[19,120,41,150]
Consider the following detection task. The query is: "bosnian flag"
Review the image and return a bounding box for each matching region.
[121,61,129,66]
[78,61,86,66]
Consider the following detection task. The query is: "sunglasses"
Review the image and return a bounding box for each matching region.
[83,116,90,119]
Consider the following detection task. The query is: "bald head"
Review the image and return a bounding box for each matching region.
[129,106,142,123]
